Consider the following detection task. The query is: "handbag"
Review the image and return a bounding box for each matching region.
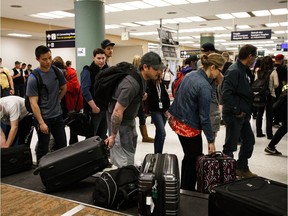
[64,91,93,137]
[65,112,93,137]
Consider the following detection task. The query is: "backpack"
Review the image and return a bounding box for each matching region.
[25,65,62,113]
[92,165,139,210]
[251,70,273,107]
[93,62,143,110]
[171,71,185,97]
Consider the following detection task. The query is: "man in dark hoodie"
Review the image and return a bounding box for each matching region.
[80,48,108,139]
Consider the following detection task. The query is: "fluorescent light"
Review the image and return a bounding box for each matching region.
[105,5,123,12]
[172,18,192,23]
[29,11,74,19]
[187,0,208,3]
[130,31,158,36]
[215,39,226,42]
[8,33,32,37]
[120,22,141,27]
[231,12,250,18]
[212,27,227,31]
[280,22,288,26]
[143,0,171,7]
[134,21,156,26]
[252,10,271,17]
[265,23,280,27]
[180,41,195,44]
[109,3,137,10]
[126,1,154,8]
[187,16,206,21]
[215,34,231,38]
[30,14,53,19]
[163,0,189,4]
[162,19,179,24]
[236,25,251,29]
[50,11,74,17]
[274,30,287,34]
[216,14,234,19]
[270,8,288,15]
[105,24,123,29]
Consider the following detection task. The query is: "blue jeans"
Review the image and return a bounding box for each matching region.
[34,115,67,161]
[222,115,255,170]
[151,111,167,153]
[91,111,107,139]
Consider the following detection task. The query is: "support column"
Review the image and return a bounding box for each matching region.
[200,33,215,46]
[74,0,105,74]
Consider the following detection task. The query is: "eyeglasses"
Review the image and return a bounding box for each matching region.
[217,68,222,73]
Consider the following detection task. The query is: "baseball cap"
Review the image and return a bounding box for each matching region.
[101,39,115,49]
[201,43,216,52]
[275,54,284,61]
[15,61,21,64]
[141,51,165,70]
[185,55,199,64]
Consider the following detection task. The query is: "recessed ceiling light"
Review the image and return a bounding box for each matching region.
[167,11,177,14]
[270,8,288,15]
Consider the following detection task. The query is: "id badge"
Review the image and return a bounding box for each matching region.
[159,102,163,109]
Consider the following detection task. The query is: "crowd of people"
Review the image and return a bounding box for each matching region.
[1,41,287,192]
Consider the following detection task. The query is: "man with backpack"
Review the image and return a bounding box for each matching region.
[80,48,108,139]
[105,52,164,168]
[26,45,67,162]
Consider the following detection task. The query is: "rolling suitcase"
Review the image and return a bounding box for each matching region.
[1,145,33,177]
[208,176,288,216]
[138,153,180,216]
[34,136,109,192]
[196,151,236,193]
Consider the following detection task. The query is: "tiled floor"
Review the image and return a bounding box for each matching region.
[30,116,287,184]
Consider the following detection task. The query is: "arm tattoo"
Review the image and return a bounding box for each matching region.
[111,114,121,136]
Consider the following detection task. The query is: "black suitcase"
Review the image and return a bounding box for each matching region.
[1,145,33,177]
[34,136,109,192]
[209,176,288,216]
[138,153,180,216]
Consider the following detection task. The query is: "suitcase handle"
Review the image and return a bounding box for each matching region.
[207,151,224,158]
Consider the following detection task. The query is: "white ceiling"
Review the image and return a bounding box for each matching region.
[1,0,288,52]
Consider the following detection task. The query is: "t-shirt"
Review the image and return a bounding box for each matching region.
[0,96,29,125]
[26,67,66,119]
[108,75,145,125]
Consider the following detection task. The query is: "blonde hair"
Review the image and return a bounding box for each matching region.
[132,55,141,69]
[221,52,230,62]
[201,53,225,70]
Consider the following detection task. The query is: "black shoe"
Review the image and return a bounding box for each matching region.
[267,135,273,140]
[257,134,265,137]
[264,146,282,155]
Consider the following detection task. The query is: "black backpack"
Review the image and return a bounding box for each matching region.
[25,65,62,113]
[251,70,272,107]
[93,62,143,110]
[93,165,139,209]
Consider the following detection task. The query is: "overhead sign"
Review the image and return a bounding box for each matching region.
[231,29,271,41]
[46,29,75,48]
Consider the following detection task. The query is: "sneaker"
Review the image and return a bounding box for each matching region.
[264,146,282,155]
[256,134,265,138]
[236,169,258,178]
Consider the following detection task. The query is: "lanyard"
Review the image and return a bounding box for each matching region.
[156,82,161,101]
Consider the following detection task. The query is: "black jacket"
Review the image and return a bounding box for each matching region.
[146,80,170,112]
[222,59,253,116]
